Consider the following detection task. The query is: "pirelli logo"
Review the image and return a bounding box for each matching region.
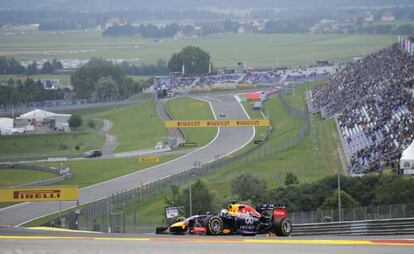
[13,189,61,200]
[177,121,200,127]
[0,186,79,202]
[165,119,270,128]
[236,120,260,126]
[139,157,160,163]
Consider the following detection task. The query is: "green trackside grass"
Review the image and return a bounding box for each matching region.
[0,132,104,158]
[0,99,163,157]
[87,100,167,152]
[0,32,395,68]
[0,169,56,187]
[21,154,179,227]
[107,80,340,225]
[165,97,217,147]
[35,155,179,188]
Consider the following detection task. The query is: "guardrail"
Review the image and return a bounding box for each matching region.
[293,218,414,236]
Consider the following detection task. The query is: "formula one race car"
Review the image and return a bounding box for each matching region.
[156,203,292,236]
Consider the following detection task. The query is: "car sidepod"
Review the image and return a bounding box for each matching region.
[235,215,259,236]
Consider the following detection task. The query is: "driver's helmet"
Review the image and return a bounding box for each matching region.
[219,209,228,216]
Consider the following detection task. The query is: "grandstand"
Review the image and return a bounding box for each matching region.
[308,43,414,174]
[154,67,332,91]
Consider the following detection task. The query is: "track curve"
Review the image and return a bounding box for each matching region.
[0,94,254,226]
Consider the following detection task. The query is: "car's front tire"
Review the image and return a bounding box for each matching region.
[204,215,224,235]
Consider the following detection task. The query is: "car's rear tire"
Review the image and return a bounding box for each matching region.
[272,218,293,236]
[203,215,224,235]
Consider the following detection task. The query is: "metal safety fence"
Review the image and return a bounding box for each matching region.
[0,162,72,187]
[291,203,414,224]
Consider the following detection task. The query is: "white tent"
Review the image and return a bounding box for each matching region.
[400,141,414,175]
[20,109,59,121]
[19,109,71,130]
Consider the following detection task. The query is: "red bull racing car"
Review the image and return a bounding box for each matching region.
[156,203,292,236]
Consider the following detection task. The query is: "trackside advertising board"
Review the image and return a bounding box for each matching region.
[139,157,160,163]
[165,119,270,128]
[0,186,79,202]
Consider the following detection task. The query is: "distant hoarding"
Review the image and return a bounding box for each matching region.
[0,186,79,202]
[139,157,160,163]
[165,119,270,128]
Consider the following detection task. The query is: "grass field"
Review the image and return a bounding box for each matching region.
[0,99,166,157]
[0,169,56,187]
[35,155,178,188]
[115,80,340,225]
[0,131,104,158]
[86,100,167,152]
[0,31,396,67]
[165,97,217,147]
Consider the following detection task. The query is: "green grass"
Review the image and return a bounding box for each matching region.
[0,31,396,67]
[0,100,166,157]
[105,80,340,225]
[34,155,178,188]
[165,97,217,147]
[88,100,167,152]
[0,132,104,158]
[0,169,56,187]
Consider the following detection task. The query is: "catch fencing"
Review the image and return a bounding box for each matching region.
[293,217,414,236]
[56,91,311,233]
[0,162,72,187]
[290,202,414,224]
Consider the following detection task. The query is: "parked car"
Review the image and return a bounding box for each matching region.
[84,150,102,158]
[155,142,164,150]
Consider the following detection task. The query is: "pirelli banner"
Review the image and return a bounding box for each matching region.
[0,186,79,202]
[165,119,270,128]
[139,157,160,163]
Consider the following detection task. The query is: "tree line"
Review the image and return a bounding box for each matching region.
[165,173,414,216]
[0,78,66,106]
[0,57,63,75]
[71,59,152,101]
[120,59,168,76]
[103,23,180,38]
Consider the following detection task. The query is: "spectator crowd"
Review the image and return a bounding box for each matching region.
[154,68,331,90]
[309,44,414,174]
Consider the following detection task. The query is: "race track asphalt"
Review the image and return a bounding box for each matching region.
[0,227,413,254]
[0,94,255,226]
